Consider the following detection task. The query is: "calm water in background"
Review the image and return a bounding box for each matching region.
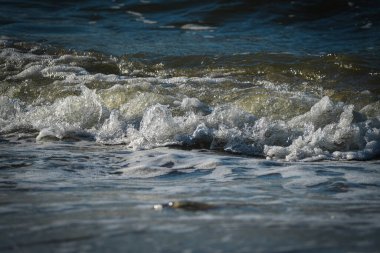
[0,1,380,252]
[1,0,379,56]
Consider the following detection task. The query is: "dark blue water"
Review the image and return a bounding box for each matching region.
[1,0,379,56]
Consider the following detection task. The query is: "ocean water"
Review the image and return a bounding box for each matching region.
[0,0,380,252]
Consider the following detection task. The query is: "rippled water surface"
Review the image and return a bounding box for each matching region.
[1,0,379,55]
[0,0,380,252]
[1,141,380,252]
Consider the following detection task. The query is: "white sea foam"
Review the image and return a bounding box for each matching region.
[181,24,215,31]
[126,10,157,25]
[1,87,378,161]
[0,48,51,64]
[0,96,22,121]
[0,48,379,161]
[41,65,89,79]
[12,65,45,79]
[117,148,228,178]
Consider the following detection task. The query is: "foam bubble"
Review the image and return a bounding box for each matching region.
[181,24,215,31]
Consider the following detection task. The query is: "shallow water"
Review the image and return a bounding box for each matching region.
[1,0,380,252]
[1,141,380,252]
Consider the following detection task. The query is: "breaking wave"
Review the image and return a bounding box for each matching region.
[0,40,379,161]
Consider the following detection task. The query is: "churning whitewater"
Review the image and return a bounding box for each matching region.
[1,41,379,161]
